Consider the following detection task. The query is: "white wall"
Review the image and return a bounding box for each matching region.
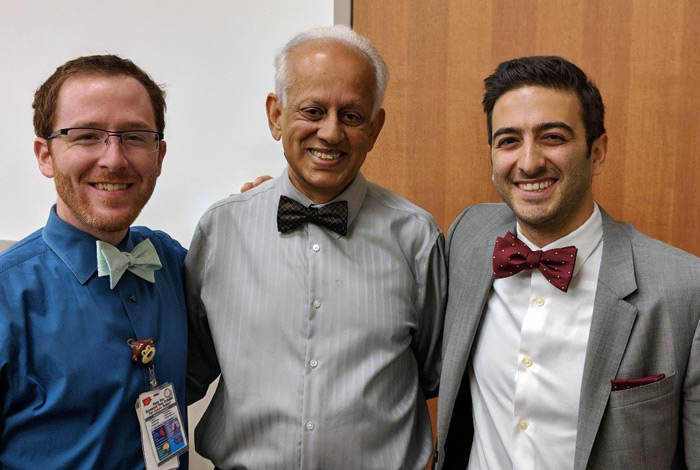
[0,0,343,248]
[0,2,349,468]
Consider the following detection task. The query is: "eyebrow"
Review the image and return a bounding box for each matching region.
[299,99,367,111]
[492,126,520,141]
[492,121,576,140]
[536,121,575,135]
[68,120,154,130]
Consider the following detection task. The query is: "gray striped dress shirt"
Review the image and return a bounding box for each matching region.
[186,169,447,470]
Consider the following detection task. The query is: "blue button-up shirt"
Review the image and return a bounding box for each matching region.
[0,207,188,470]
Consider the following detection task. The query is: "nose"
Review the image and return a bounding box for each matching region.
[517,139,546,176]
[316,115,344,145]
[98,134,129,170]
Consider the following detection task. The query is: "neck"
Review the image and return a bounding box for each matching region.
[55,204,130,246]
[518,201,595,248]
[95,230,129,246]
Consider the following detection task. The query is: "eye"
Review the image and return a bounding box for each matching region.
[69,129,103,143]
[340,111,364,126]
[495,136,519,149]
[299,107,323,121]
[542,133,566,144]
[123,132,150,144]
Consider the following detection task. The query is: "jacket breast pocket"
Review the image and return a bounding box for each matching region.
[608,372,677,408]
[590,372,681,468]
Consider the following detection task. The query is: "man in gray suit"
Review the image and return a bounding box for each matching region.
[436,56,700,469]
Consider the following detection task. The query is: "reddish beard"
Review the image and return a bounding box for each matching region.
[52,162,157,234]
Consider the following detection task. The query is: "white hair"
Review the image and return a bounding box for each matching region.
[273,25,389,118]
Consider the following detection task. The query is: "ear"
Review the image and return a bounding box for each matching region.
[34,138,54,178]
[590,133,607,176]
[155,140,167,177]
[366,108,386,151]
[266,93,283,141]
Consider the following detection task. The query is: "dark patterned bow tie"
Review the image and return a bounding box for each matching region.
[277,195,348,236]
[492,231,578,292]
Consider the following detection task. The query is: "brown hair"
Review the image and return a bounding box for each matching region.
[33,54,166,138]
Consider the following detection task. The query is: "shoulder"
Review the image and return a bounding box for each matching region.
[448,203,513,243]
[0,228,48,275]
[618,220,699,269]
[603,215,699,265]
[364,182,441,237]
[198,178,278,225]
[602,216,700,296]
[130,227,187,262]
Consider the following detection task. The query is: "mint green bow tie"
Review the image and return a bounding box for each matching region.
[96,239,162,289]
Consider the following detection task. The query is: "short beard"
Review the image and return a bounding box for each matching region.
[52,162,156,234]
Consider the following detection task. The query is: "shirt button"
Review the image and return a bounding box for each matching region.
[312,243,320,252]
[518,420,528,431]
[522,357,533,367]
[535,297,545,307]
[130,294,137,303]
[309,359,318,368]
[313,300,321,309]
[306,421,315,431]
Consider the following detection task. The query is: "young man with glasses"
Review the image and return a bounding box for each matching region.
[0,55,188,470]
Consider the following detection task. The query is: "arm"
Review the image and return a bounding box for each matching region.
[413,232,448,398]
[184,221,221,405]
[684,312,700,468]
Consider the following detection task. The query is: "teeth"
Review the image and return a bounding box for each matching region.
[95,183,129,191]
[520,180,552,191]
[310,149,342,160]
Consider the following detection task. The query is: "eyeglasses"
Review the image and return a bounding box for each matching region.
[47,127,164,154]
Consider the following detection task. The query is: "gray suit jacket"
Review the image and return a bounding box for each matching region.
[436,203,700,470]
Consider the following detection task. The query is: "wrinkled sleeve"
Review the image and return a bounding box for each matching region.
[185,220,221,405]
[0,277,12,437]
[413,232,448,398]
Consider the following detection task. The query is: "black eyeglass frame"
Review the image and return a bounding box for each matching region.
[46,127,164,151]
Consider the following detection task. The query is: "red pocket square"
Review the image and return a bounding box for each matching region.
[611,373,665,391]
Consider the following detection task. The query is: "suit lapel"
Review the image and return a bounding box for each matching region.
[438,213,513,446]
[574,211,638,469]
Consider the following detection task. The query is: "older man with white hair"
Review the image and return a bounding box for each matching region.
[186,25,447,469]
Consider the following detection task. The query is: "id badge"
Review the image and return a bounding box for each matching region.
[136,382,188,468]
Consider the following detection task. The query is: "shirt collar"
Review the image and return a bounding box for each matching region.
[278,168,368,236]
[42,205,133,285]
[517,203,603,277]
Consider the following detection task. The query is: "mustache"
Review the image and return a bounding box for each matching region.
[512,168,558,180]
[82,170,134,183]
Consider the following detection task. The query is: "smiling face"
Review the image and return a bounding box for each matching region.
[266,40,385,203]
[34,74,166,245]
[490,86,606,246]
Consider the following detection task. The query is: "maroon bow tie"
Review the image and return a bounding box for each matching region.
[492,232,578,292]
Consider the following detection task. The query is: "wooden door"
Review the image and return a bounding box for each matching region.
[354,0,700,255]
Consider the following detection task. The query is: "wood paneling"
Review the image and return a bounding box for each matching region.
[354,0,700,257]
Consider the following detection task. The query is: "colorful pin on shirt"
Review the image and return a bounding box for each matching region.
[129,338,157,365]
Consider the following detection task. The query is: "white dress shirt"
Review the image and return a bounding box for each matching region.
[468,204,604,470]
[186,169,447,470]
